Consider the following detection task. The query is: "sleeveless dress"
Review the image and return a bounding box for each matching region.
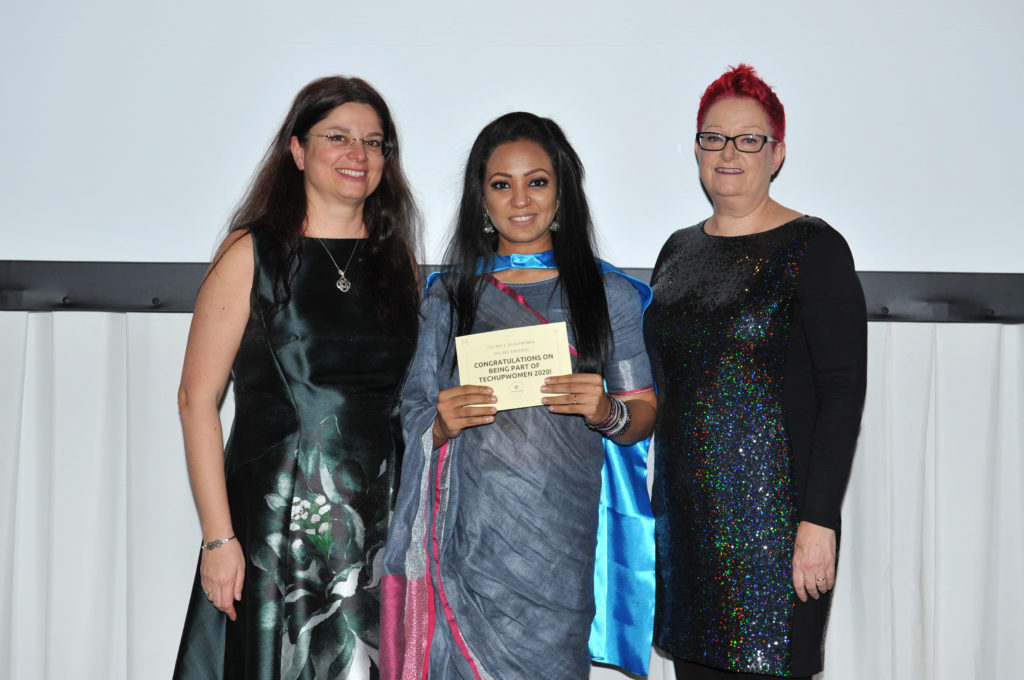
[174,232,418,680]
[644,217,867,677]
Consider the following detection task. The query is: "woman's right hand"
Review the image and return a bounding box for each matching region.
[180,232,252,622]
[200,539,245,621]
[432,385,496,448]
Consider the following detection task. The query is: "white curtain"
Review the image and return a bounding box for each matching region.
[1,312,1021,680]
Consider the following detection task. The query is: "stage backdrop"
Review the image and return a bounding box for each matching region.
[1,312,1022,679]
[2,0,1023,679]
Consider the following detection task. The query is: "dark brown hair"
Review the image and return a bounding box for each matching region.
[441,112,611,374]
[220,75,421,317]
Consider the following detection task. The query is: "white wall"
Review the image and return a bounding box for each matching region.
[2,1,1022,271]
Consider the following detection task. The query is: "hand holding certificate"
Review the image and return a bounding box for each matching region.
[456,322,573,410]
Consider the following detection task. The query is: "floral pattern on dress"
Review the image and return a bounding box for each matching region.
[251,415,383,679]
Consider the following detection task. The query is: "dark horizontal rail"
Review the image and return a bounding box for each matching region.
[1,261,1022,322]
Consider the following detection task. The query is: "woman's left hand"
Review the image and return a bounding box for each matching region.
[540,373,608,423]
[792,520,836,602]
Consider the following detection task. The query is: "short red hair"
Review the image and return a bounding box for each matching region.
[696,64,786,142]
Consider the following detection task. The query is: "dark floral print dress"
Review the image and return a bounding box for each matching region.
[174,230,417,680]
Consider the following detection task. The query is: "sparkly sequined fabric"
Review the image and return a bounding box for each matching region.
[645,216,865,677]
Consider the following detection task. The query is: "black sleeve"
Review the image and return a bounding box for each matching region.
[793,225,868,529]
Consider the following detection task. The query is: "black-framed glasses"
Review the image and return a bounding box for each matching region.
[696,132,778,153]
[311,133,389,157]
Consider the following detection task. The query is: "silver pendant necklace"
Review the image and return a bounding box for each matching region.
[316,238,361,293]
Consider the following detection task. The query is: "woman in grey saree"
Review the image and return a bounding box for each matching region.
[381,113,657,680]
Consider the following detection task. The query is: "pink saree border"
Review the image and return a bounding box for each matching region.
[430,441,485,680]
[484,274,579,358]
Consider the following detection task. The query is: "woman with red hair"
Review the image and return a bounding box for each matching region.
[644,64,867,679]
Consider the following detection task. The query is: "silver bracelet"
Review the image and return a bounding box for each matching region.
[201,535,236,551]
[586,394,618,432]
[587,395,631,438]
[603,399,632,438]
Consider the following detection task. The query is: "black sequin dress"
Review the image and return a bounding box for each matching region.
[174,231,417,680]
[643,216,867,677]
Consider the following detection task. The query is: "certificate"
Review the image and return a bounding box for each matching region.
[456,322,573,411]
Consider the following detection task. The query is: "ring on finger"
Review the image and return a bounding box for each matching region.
[571,394,577,405]
[205,590,213,600]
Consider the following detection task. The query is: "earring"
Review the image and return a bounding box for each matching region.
[549,210,560,232]
[483,211,495,234]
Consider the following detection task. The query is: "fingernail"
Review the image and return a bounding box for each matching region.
[540,385,550,392]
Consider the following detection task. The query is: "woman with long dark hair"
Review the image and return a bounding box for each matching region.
[173,76,421,679]
[381,112,657,679]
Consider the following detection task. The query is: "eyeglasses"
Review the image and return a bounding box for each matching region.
[311,133,388,156]
[696,132,778,153]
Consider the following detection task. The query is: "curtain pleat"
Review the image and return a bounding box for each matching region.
[1,314,1021,680]
[0,312,30,678]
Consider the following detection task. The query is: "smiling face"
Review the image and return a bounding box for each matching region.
[696,97,785,207]
[483,139,559,255]
[290,102,385,213]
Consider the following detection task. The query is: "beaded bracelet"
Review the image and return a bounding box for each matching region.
[603,402,632,438]
[587,394,619,431]
[586,394,631,438]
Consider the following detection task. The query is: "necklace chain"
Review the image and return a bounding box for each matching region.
[317,238,361,293]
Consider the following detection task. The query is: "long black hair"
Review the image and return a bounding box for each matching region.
[442,112,611,374]
[218,75,421,318]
